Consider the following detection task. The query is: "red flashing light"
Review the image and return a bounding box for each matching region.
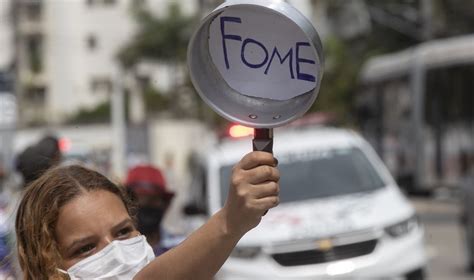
[229,125,254,138]
[59,137,71,153]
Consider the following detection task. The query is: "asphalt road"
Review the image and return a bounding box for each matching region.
[412,197,472,280]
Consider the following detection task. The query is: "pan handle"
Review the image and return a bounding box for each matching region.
[252,128,273,154]
[252,128,274,216]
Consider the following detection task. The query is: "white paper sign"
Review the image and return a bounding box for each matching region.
[208,6,319,101]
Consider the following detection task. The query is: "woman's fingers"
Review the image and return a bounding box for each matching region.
[238,151,278,170]
[244,165,280,184]
[252,196,280,211]
[251,181,280,199]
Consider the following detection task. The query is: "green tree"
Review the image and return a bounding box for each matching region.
[118,3,194,68]
[118,3,194,117]
[312,37,360,125]
[67,101,111,124]
[118,3,223,124]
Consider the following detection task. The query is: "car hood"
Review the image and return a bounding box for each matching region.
[239,186,414,246]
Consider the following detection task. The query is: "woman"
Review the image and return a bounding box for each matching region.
[15,151,279,280]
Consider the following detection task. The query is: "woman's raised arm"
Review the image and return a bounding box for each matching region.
[134,151,280,280]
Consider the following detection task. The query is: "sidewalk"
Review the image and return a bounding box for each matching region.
[411,197,470,280]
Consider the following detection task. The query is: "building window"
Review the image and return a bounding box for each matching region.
[25,1,43,21]
[133,0,146,6]
[86,0,117,7]
[86,35,98,51]
[27,35,43,74]
[0,72,13,93]
[26,86,46,105]
[90,77,113,95]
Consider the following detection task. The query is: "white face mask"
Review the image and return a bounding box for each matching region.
[58,235,155,280]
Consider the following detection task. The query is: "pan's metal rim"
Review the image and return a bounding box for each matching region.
[187,0,324,128]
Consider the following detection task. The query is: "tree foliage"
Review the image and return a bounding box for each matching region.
[117,3,227,125]
[67,101,111,124]
[118,3,196,68]
[312,37,359,124]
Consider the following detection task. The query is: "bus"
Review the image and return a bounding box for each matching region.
[356,35,474,193]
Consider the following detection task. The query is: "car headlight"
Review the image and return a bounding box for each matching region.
[385,215,419,238]
[230,246,261,259]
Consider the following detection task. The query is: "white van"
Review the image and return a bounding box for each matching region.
[199,126,427,279]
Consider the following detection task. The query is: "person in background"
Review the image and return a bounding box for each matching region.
[10,135,62,278]
[16,135,62,186]
[125,164,182,255]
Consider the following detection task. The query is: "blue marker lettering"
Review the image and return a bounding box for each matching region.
[296,42,316,82]
[264,47,294,79]
[220,16,242,69]
[241,38,269,69]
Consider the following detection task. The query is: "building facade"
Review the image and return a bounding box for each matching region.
[13,0,199,126]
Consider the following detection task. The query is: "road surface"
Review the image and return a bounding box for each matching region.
[412,197,471,280]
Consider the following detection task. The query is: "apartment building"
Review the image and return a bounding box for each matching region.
[13,0,199,126]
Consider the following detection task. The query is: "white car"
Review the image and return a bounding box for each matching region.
[203,126,427,279]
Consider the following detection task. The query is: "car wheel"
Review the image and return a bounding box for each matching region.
[405,268,425,280]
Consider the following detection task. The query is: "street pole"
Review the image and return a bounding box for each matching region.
[111,66,126,179]
[0,91,16,175]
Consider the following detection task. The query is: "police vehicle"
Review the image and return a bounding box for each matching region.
[191,124,427,279]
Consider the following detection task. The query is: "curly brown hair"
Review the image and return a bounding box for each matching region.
[15,165,135,280]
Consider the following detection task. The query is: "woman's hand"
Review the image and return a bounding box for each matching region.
[222,151,280,237]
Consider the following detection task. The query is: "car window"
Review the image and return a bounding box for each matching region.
[219,147,386,205]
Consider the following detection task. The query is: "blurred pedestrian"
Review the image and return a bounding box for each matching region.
[6,135,62,278]
[125,164,183,256]
[16,135,61,186]
[15,151,280,279]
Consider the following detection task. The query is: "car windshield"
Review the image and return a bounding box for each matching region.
[219,147,386,205]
